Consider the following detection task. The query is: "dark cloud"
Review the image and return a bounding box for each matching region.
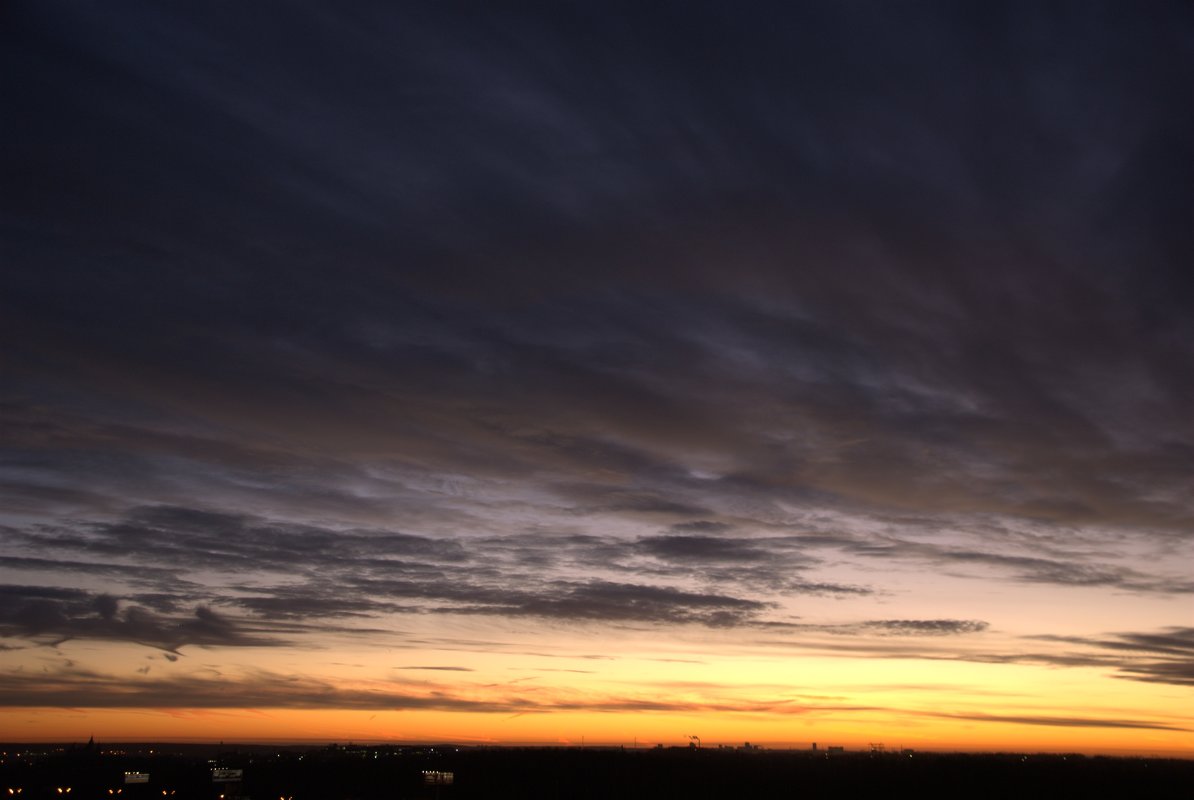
[924,711,1189,733]
[670,521,733,534]
[93,593,119,620]
[750,618,992,641]
[933,551,1194,593]
[1116,661,1194,688]
[1098,627,1194,658]
[861,620,989,636]
[1025,627,1194,687]
[441,580,772,628]
[2,507,882,634]
[1,1,1188,536]
[638,535,778,563]
[0,670,519,712]
[0,585,283,651]
[3,500,1187,656]
[0,667,871,716]
[830,537,1194,595]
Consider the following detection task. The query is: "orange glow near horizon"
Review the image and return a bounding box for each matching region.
[4,706,1192,758]
[2,630,1190,758]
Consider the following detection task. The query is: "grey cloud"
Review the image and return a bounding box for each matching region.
[8,508,471,587]
[233,593,407,621]
[0,670,520,712]
[771,580,871,597]
[940,551,1194,593]
[925,711,1189,733]
[751,618,991,640]
[442,580,772,628]
[0,667,866,716]
[8,506,875,632]
[0,554,187,584]
[638,535,777,563]
[1115,661,1194,687]
[631,534,872,595]
[670,521,734,534]
[1025,626,1194,687]
[1098,627,1194,657]
[93,593,119,619]
[744,617,1194,688]
[861,619,989,636]
[833,537,1194,595]
[5,497,1186,669]
[0,585,283,651]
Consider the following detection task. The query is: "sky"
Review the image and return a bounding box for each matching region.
[1,1,1192,755]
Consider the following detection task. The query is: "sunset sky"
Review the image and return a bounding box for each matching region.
[2,2,1191,755]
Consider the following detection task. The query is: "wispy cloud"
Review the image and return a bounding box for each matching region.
[922,711,1189,733]
[0,586,284,652]
[1024,627,1194,687]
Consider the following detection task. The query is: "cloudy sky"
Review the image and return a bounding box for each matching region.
[2,1,1191,753]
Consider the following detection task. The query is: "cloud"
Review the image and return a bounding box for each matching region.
[750,618,992,642]
[670,521,734,534]
[2,3,1189,547]
[924,711,1189,733]
[0,666,867,715]
[860,619,989,636]
[1025,627,1194,687]
[0,585,283,652]
[4,508,884,634]
[444,580,772,628]
[638,535,782,563]
[829,537,1194,595]
[1116,661,1194,687]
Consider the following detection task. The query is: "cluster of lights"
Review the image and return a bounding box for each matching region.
[56,790,72,795]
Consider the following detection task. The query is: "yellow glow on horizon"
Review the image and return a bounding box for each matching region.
[3,705,1191,758]
[3,618,1189,758]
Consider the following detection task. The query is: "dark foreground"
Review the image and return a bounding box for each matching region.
[2,743,1190,800]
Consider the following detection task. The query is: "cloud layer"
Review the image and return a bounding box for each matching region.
[0,1,1190,739]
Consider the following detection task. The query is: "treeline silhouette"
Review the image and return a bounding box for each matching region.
[2,744,1189,799]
